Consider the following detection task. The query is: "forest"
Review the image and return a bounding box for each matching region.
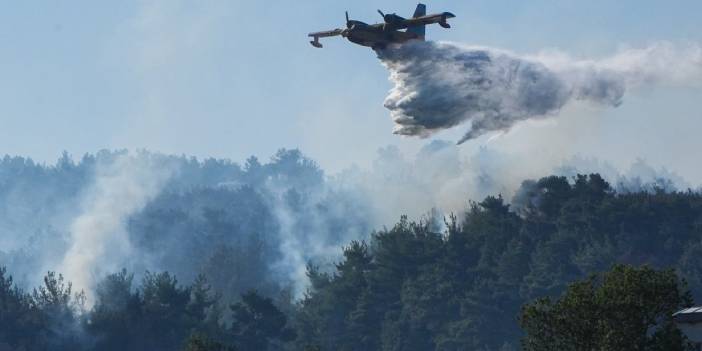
[0,149,701,350]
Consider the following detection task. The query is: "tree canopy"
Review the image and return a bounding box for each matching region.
[2,155,702,350]
[520,265,693,351]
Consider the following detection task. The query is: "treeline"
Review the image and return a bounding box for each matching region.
[0,149,370,298]
[0,264,692,351]
[0,267,295,351]
[0,151,702,351]
[294,174,702,350]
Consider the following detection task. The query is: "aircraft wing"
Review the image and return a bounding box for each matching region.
[308,29,344,48]
[308,29,344,38]
[398,12,456,29]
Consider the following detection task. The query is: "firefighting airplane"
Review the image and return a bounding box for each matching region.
[308,4,455,50]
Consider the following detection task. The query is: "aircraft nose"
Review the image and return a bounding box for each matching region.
[444,12,456,18]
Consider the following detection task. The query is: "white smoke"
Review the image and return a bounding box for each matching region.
[268,194,310,298]
[57,153,174,304]
[266,180,369,298]
[379,41,702,144]
[0,147,693,302]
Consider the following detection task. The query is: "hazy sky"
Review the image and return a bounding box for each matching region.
[1,1,701,178]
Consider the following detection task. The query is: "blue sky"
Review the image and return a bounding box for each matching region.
[1,1,701,176]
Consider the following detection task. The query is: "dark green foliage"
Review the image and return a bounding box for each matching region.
[0,270,85,350]
[139,272,194,349]
[296,175,702,350]
[520,265,693,351]
[3,165,702,350]
[31,271,86,349]
[88,271,225,351]
[88,269,143,350]
[0,267,36,348]
[184,333,237,351]
[229,290,296,351]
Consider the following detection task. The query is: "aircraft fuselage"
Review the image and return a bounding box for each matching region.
[343,22,421,50]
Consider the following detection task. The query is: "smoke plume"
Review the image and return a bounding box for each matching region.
[57,153,174,304]
[379,41,702,144]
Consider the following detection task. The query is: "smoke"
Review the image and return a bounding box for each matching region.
[335,141,696,232]
[379,41,702,144]
[261,154,372,298]
[57,153,174,304]
[0,147,696,306]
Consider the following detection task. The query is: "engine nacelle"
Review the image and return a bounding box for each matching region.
[378,10,405,31]
[384,13,405,25]
[439,20,451,29]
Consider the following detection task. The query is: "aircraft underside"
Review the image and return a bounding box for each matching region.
[347,30,419,50]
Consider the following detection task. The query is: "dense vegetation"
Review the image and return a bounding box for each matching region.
[520,265,692,351]
[294,175,702,350]
[0,149,371,298]
[2,150,702,350]
[0,267,293,350]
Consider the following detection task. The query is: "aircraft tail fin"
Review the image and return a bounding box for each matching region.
[412,3,426,18]
[407,3,426,40]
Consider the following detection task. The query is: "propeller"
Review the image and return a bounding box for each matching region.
[345,11,352,28]
[377,9,385,18]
